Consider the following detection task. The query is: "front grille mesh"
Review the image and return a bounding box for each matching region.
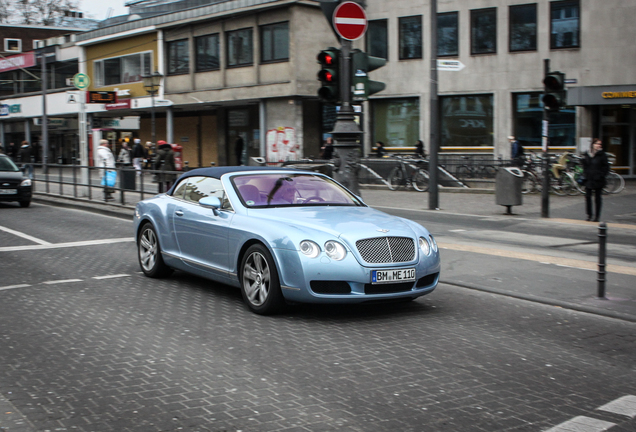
[356,237,415,264]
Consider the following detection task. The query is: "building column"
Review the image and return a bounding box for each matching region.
[25,119,31,144]
[0,122,5,150]
[166,106,174,143]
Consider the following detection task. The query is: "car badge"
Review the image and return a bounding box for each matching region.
[377,229,390,233]
[2,183,8,186]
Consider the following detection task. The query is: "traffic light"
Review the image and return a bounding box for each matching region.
[317,48,340,104]
[542,71,566,111]
[351,50,386,101]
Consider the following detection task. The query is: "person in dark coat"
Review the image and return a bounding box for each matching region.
[582,138,610,222]
[154,140,176,191]
[415,140,426,158]
[18,140,32,164]
[235,136,245,165]
[375,141,385,157]
[7,142,17,160]
[320,137,334,159]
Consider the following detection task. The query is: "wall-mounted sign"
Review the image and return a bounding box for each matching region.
[0,104,21,116]
[0,52,36,73]
[89,91,117,104]
[105,99,131,110]
[602,91,636,99]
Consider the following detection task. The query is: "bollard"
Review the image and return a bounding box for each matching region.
[597,222,607,299]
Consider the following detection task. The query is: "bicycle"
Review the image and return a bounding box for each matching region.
[387,156,429,192]
[455,156,497,181]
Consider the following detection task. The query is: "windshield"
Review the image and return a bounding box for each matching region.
[232,173,364,208]
[0,156,19,172]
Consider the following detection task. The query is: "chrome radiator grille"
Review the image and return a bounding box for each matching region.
[355,237,415,264]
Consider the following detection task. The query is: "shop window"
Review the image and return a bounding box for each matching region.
[227,28,253,67]
[196,34,220,72]
[399,16,422,60]
[260,22,289,63]
[4,39,21,52]
[438,12,459,57]
[512,92,575,147]
[367,19,388,60]
[167,39,189,75]
[509,3,537,52]
[372,98,420,147]
[94,52,152,86]
[550,0,580,49]
[441,94,494,147]
[471,8,497,54]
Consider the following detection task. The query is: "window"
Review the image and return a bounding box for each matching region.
[367,19,388,60]
[510,4,537,52]
[399,16,422,60]
[438,12,459,57]
[372,98,420,147]
[196,34,220,72]
[167,39,189,75]
[471,8,497,54]
[33,40,43,49]
[513,92,575,147]
[260,22,289,63]
[174,176,232,210]
[440,95,494,147]
[227,28,253,67]
[551,0,579,49]
[94,52,152,86]
[4,39,21,52]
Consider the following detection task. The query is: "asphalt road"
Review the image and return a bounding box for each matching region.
[0,202,635,432]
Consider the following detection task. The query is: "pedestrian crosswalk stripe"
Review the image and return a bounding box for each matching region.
[0,284,31,291]
[597,395,636,418]
[543,415,615,432]
[93,274,131,279]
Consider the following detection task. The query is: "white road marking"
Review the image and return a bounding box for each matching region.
[93,274,131,280]
[0,225,51,245]
[543,415,615,432]
[42,279,83,285]
[449,229,466,232]
[597,395,636,418]
[0,237,134,252]
[0,284,31,291]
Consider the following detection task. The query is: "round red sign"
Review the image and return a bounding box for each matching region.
[333,1,367,41]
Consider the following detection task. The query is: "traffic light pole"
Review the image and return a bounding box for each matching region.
[428,0,439,210]
[331,38,362,196]
[541,58,550,218]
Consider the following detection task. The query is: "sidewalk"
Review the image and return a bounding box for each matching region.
[31,176,636,323]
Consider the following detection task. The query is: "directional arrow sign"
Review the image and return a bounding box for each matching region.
[333,1,367,41]
[437,59,465,71]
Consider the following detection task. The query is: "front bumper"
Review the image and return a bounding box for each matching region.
[0,186,32,203]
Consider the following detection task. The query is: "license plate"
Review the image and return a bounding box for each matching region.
[0,189,17,195]
[372,268,416,284]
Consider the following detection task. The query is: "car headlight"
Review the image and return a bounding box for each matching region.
[419,237,431,256]
[324,240,346,261]
[20,178,31,187]
[429,234,438,253]
[300,240,320,258]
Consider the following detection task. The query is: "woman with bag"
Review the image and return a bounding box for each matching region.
[95,139,116,201]
[582,138,610,222]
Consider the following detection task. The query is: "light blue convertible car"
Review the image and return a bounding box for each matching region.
[134,167,440,314]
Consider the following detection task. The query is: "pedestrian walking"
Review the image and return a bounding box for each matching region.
[117,141,132,165]
[415,140,426,158]
[145,142,154,169]
[509,136,524,166]
[320,137,334,159]
[18,140,32,164]
[7,142,17,160]
[375,141,385,157]
[95,139,116,201]
[131,138,146,174]
[154,140,176,191]
[582,138,610,222]
[235,136,245,165]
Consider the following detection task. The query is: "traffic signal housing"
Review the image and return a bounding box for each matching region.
[317,48,340,104]
[351,50,386,101]
[542,71,566,111]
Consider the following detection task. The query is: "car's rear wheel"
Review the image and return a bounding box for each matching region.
[138,222,172,278]
[240,244,284,315]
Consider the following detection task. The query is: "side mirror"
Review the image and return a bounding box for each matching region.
[199,196,222,215]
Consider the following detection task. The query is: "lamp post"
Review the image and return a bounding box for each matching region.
[142,71,163,147]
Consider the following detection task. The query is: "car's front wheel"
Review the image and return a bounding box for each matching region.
[19,200,30,208]
[240,244,284,315]
[138,222,172,278]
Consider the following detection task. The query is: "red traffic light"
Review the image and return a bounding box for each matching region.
[318,70,334,82]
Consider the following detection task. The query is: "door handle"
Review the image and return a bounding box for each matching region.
[175,210,184,216]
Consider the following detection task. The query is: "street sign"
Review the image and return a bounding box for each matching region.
[333,1,367,41]
[73,73,90,89]
[437,59,465,71]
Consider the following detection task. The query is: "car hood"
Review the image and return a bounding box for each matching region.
[0,171,25,182]
[248,206,421,243]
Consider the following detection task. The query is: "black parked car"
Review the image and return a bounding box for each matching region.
[0,154,32,207]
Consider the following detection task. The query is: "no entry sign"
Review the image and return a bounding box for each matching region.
[333,1,367,41]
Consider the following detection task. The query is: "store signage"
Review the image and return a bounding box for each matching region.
[33,118,68,128]
[105,99,131,110]
[437,59,465,72]
[0,52,36,73]
[602,91,636,99]
[89,91,117,104]
[0,104,21,116]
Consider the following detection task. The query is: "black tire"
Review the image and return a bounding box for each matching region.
[240,244,284,315]
[138,222,172,278]
[521,171,536,194]
[388,167,404,191]
[19,200,31,208]
[412,169,429,192]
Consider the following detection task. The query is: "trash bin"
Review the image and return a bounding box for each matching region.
[120,167,136,191]
[249,157,267,166]
[495,167,523,213]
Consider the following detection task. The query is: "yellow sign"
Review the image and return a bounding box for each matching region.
[602,91,636,99]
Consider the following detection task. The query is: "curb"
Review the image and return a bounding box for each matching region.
[33,192,135,219]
